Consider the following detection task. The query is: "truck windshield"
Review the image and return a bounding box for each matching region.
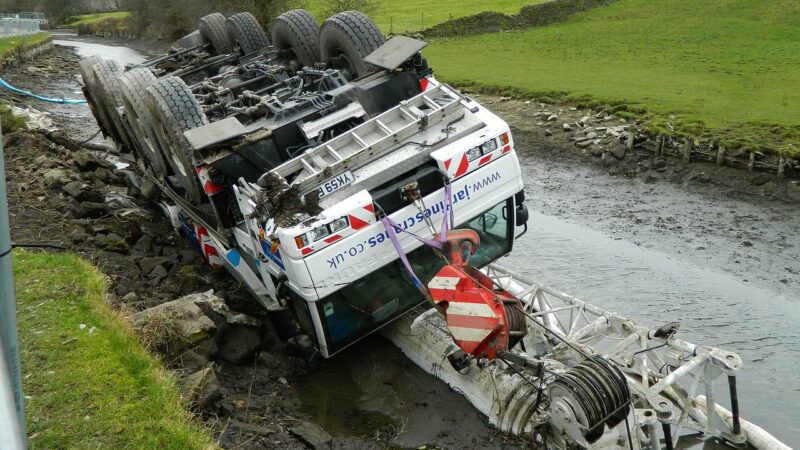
[292,197,514,355]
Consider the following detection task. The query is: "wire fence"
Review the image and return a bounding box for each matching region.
[0,17,43,38]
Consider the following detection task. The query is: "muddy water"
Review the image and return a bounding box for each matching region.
[49,36,798,447]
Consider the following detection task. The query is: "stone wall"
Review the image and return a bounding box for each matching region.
[420,0,619,38]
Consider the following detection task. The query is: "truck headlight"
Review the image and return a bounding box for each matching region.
[481,139,498,153]
[309,225,330,241]
[329,216,349,233]
[466,146,482,161]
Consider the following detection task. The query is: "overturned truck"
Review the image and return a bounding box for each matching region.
[79,9,789,450]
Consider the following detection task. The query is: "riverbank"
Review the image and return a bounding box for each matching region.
[0,32,52,65]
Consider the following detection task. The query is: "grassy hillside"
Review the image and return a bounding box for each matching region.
[306,0,547,33]
[65,11,132,26]
[14,251,215,449]
[424,0,800,154]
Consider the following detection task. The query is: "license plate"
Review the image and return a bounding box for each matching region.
[317,170,354,199]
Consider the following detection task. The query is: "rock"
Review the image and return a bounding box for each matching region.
[291,422,333,450]
[131,293,218,350]
[610,146,627,160]
[150,264,169,282]
[218,326,261,365]
[585,131,598,140]
[652,158,668,171]
[62,181,83,198]
[643,171,661,184]
[140,179,159,200]
[575,139,592,149]
[132,235,153,253]
[544,129,552,137]
[191,290,260,327]
[93,167,115,183]
[122,292,139,303]
[562,123,572,132]
[71,150,101,171]
[63,181,103,202]
[96,233,128,253]
[138,256,172,274]
[68,228,88,244]
[750,173,773,186]
[178,250,201,264]
[179,367,221,409]
[43,168,69,186]
[546,114,558,122]
[75,202,110,219]
[287,335,316,358]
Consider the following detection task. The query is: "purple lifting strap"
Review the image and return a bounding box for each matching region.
[379,184,454,295]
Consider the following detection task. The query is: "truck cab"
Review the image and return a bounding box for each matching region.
[237,81,529,357]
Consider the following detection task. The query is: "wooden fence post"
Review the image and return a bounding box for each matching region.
[777,154,785,179]
[683,139,692,163]
[716,145,725,166]
[748,151,755,172]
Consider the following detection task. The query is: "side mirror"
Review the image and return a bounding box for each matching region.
[515,204,529,227]
[514,203,529,239]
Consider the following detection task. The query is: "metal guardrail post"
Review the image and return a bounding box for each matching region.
[0,120,27,448]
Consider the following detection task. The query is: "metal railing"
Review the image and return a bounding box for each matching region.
[0,16,43,38]
[0,122,27,449]
[0,12,46,24]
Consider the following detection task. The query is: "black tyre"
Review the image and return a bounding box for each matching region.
[145,77,208,204]
[79,56,116,139]
[120,68,168,177]
[199,12,233,55]
[319,11,384,80]
[272,9,320,69]
[226,12,270,55]
[93,59,134,150]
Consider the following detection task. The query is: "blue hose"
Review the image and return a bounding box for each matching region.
[0,76,87,104]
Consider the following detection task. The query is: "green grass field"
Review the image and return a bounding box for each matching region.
[65,11,132,26]
[14,251,215,449]
[305,0,546,33]
[424,0,800,154]
[0,32,50,59]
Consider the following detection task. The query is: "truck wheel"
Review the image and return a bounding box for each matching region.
[93,59,134,151]
[272,9,320,69]
[199,12,233,55]
[79,56,116,140]
[120,68,168,177]
[145,77,207,205]
[319,10,384,80]
[226,12,270,55]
